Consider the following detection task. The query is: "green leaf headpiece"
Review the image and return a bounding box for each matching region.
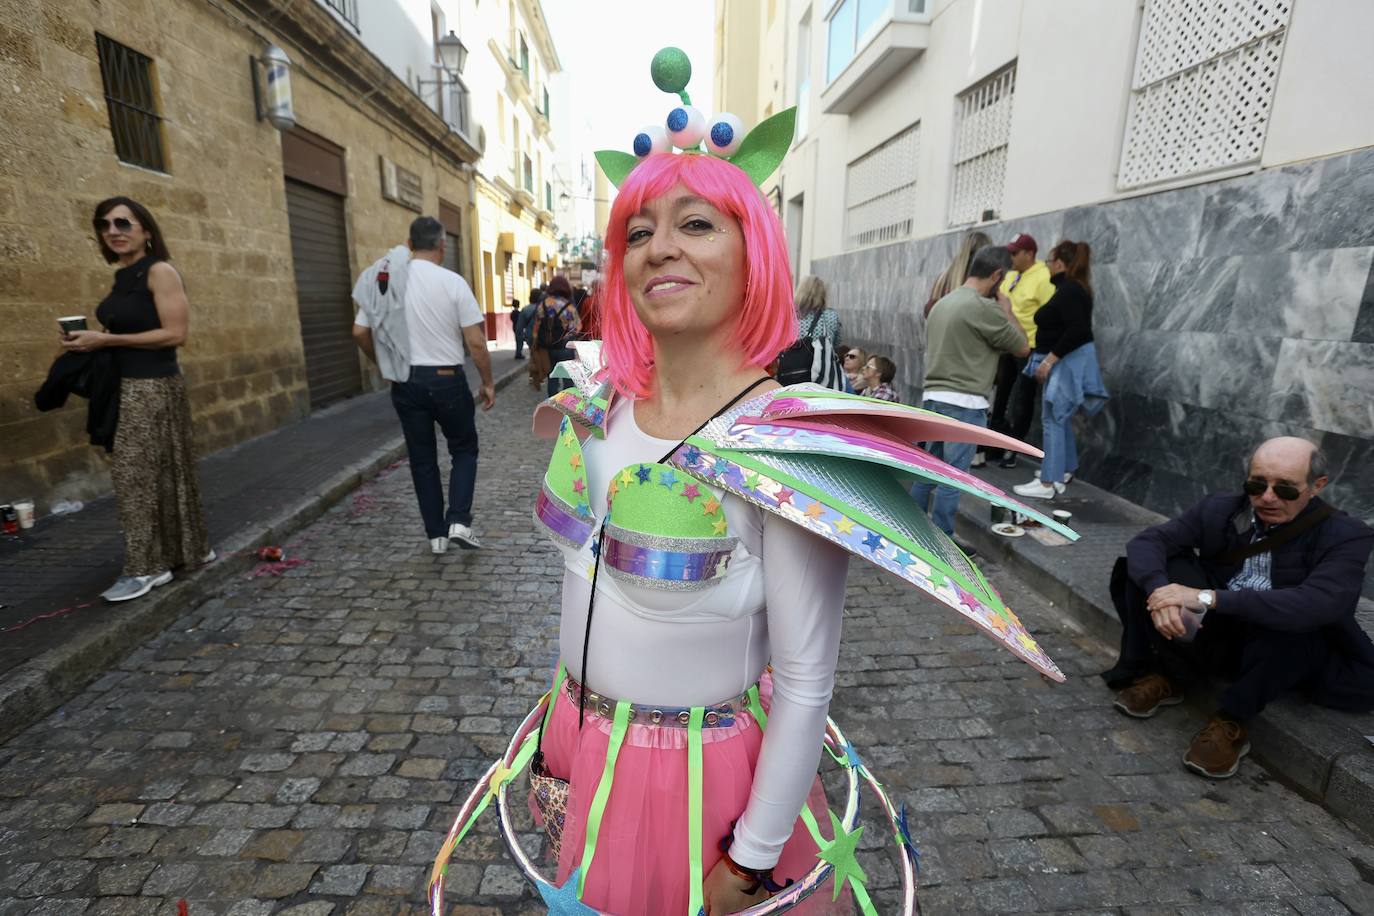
[594,47,796,190]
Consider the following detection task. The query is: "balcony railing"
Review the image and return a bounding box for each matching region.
[319,0,358,28]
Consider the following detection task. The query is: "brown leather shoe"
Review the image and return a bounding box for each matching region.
[1113,673,1184,718]
[1184,715,1250,779]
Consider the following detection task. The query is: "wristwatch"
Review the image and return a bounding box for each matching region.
[1197,589,1215,611]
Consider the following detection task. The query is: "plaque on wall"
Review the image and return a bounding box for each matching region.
[379,156,423,212]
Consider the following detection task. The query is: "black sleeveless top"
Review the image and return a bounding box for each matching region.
[96,256,180,378]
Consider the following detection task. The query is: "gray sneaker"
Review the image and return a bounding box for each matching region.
[101,570,173,603]
[448,523,481,549]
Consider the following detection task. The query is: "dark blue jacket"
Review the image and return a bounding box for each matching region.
[1128,493,1374,675]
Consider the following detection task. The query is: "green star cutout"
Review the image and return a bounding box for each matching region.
[816,810,868,900]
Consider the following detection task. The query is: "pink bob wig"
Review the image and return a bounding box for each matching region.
[595,152,797,398]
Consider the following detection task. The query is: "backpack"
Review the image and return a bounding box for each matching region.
[535,297,578,350]
[776,310,845,389]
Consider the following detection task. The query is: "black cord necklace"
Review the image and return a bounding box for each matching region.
[576,375,774,728]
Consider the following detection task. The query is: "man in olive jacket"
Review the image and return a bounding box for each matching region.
[1104,437,1374,779]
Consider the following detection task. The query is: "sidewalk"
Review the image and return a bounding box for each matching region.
[0,347,527,740]
[955,459,1374,833]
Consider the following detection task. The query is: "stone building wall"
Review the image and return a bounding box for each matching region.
[0,0,475,509]
[813,146,1374,594]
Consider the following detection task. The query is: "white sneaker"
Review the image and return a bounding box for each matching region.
[430,537,449,555]
[1034,470,1074,485]
[1013,479,1063,500]
[101,570,173,602]
[970,453,987,468]
[448,523,481,550]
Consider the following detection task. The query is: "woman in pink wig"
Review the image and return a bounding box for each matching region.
[534,148,852,915]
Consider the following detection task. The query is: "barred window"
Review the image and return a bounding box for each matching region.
[844,123,919,249]
[95,34,166,173]
[949,62,1015,226]
[1118,0,1292,189]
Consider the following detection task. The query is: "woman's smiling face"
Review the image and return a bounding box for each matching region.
[622,182,746,342]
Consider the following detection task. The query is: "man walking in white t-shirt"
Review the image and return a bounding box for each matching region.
[352,216,495,554]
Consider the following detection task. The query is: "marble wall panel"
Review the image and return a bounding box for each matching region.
[1356,260,1374,344]
[1268,339,1374,438]
[1197,160,1322,257]
[1091,261,1160,330]
[1302,147,1374,250]
[1142,257,1242,333]
[1111,184,1206,263]
[816,147,1373,597]
[1231,247,1374,340]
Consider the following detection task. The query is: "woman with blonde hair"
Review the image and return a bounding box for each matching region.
[794,274,840,348]
[924,229,993,318]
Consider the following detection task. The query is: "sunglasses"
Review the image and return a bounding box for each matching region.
[94,217,138,234]
[844,353,860,360]
[1242,478,1303,501]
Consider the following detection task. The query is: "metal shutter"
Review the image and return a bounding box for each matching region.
[285,179,361,407]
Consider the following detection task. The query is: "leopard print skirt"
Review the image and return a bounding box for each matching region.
[110,375,210,576]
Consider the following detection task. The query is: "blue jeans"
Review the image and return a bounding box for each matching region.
[390,366,479,538]
[909,399,987,536]
[1040,405,1078,485]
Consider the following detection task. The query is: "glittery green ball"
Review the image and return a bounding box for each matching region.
[650,47,692,94]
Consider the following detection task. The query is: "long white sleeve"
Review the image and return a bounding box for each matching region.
[728,513,848,869]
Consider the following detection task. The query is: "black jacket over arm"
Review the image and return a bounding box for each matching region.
[34,350,121,451]
[1127,492,1374,675]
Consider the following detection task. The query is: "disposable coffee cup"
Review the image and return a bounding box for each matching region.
[1052,509,1073,523]
[13,499,34,529]
[58,316,87,335]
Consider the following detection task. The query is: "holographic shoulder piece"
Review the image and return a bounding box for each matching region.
[601,462,735,590]
[534,417,596,550]
[666,385,1073,682]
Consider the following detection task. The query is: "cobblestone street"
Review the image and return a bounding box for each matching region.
[1,382,1371,916]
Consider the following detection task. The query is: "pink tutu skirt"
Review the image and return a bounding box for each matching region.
[538,672,851,916]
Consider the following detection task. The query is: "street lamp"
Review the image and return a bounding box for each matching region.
[251,44,296,132]
[437,31,468,76]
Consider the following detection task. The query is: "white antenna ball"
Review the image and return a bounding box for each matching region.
[705,113,744,157]
[666,105,707,149]
[633,125,670,159]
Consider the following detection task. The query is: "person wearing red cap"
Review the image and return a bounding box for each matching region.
[988,233,1056,469]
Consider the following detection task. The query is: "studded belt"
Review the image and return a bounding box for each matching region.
[563,674,752,729]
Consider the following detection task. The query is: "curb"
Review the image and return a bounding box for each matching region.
[957,500,1374,837]
[0,362,526,746]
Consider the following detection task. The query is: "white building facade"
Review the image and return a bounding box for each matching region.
[724,0,1374,568]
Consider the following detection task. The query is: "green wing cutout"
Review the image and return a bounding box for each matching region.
[594,150,640,189]
[729,107,798,186]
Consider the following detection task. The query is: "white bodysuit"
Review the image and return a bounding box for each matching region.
[552,396,850,868]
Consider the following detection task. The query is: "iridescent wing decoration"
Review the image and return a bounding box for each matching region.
[669,385,1071,682]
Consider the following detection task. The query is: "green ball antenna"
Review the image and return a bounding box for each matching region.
[650,47,693,105]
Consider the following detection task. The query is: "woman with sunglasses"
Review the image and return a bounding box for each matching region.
[841,346,867,393]
[62,197,211,602]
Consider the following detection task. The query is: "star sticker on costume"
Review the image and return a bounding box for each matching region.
[743,472,761,490]
[773,486,794,506]
[536,868,598,914]
[561,432,576,449]
[682,483,701,502]
[576,503,592,519]
[658,469,679,490]
[572,479,586,495]
[990,614,1009,632]
[804,502,826,520]
[711,517,728,535]
[608,479,620,498]
[835,517,856,535]
[683,445,702,465]
[712,458,730,476]
[955,587,981,613]
[569,453,582,470]
[928,570,946,588]
[619,469,634,487]
[816,810,868,901]
[635,464,652,484]
[701,497,721,515]
[1017,631,1038,651]
[862,531,883,552]
[895,549,914,567]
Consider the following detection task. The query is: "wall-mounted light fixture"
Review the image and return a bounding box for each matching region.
[251,44,296,132]
[437,31,469,76]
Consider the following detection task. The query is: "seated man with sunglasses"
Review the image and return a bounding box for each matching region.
[1101,437,1374,779]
